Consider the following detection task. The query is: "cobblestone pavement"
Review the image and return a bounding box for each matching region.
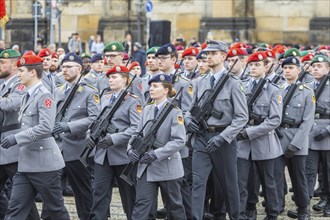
[35,188,330,220]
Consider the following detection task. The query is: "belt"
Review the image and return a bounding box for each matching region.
[315,113,330,120]
[280,123,300,129]
[207,126,227,133]
[248,120,263,126]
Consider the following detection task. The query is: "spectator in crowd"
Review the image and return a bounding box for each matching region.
[68,33,83,55]
[132,42,146,76]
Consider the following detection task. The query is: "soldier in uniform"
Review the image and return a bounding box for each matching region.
[236,51,283,219]
[185,40,248,220]
[274,56,315,219]
[38,48,56,94]
[305,55,330,216]
[181,47,199,79]
[129,61,142,76]
[2,54,69,219]
[89,65,142,220]
[81,53,92,70]
[226,48,248,78]
[53,52,100,220]
[0,49,40,220]
[128,74,187,220]
[50,52,66,86]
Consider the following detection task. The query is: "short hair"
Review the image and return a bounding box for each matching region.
[26,64,43,79]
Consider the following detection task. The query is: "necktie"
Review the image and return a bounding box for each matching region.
[25,93,30,104]
[315,82,320,90]
[251,80,258,92]
[109,95,116,104]
[65,87,71,95]
[154,106,159,119]
[210,75,215,88]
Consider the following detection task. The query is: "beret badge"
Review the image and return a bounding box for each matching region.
[160,75,165,81]
[20,58,25,65]
[116,66,121,72]
[258,54,263,60]
[69,55,74,61]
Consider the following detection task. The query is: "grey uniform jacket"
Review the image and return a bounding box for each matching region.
[41,71,56,94]
[14,84,65,172]
[186,72,249,148]
[128,100,185,182]
[309,79,330,150]
[94,92,142,166]
[55,83,100,162]
[82,70,109,95]
[0,76,26,165]
[237,79,283,160]
[277,82,315,155]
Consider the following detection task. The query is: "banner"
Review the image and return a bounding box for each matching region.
[0,0,9,27]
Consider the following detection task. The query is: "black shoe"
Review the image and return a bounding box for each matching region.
[203,211,214,220]
[263,216,277,220]
[245,209,257,220]
[297,207,310,220]
[313,186,322,197]
[35,193,42,202]
[324,205,330,217]
[214,214,226,220]
[289,187,294,192]
[313,198,327,211]
[156,208,167,219]
[287,209,298,218]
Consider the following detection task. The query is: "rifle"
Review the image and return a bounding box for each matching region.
[171,59,184,84]
[240,64,249,80]
[187,65,198,79]
[189,59,238,131]
[0,88,21,132]
[120,88,183,186]
[79,75,137,167]
[276,63,311,137]
[53,68,86,140]
[315,72,330,117]
[247,64,274,124]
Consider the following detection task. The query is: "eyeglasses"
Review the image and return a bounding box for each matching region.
[156,56,171,61]
[104,54,121,59]
[62,65,80,69]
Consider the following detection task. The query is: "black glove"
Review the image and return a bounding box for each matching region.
[85,131,96,150]
[53,122,70,134]
[98,134,113,149]
[236,129,248,141]
[1,135,17,149]
[205,135,227,153]
[186,119,199,133]
[314,128,330,141]
[284,144,299,159]
[128,149,140,163]
[140,150,157,164]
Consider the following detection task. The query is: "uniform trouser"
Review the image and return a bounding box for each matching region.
[306,149,330,200]
[0,163,40,220]
[5,171,69,220]
[90,157,136,220]
[192,131,239,220]
[246,163,260,209]
[238,157,279,218]
[64,160,93,220]
[0,190,8,219]
[208,170,226,217]
[132,172,186,220]
[275,155,310,209]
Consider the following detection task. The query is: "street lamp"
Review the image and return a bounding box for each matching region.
[57,1,64,48]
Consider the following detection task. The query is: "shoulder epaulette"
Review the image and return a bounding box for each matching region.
[129,93,138,99]
[179,75,190,82]
[303,84,312,90]
[83,83,98,91]
[85,72,96,79]
[147,101,155,105]
[230,74,239,80]
[270,82,280,88]
[58,84,66,91]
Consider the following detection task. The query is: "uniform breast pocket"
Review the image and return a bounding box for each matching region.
[27,108,39,125]
[216,93,231,110]
[253,101,269,116]
[69,106,87,118]
[291,103,304,118]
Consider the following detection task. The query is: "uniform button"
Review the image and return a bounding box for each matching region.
[29,112,31,114]
[78,106,80,108]
[40,146,43,149]
[22,123,24,125]
[269,132,271,135]
[262,104,264,106]
[298,104,301,107]
[23,114,25,116]
[287,105,289,107]
[285,113,288,115]
[168,157,171,160]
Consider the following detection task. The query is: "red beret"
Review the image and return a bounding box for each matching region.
[38,48,51,58]
[231,42,246,49]
[182,47,199,58]
[318,45,329,51]
[264,50,275,58]
[247,51,267,63]
[51,52,58,59]
[16,55,44,67]
[275,47,286,55]
[227,48,248,57]
[24,50,36,56]
[129,61,140,71]
[106,65,129,77]
[301,54,314,62]
[201,42,207,50]
[123,53,130,61]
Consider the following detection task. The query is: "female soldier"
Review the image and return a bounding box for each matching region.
[236,51,283,219]
[89,65,142,220]
[128,74,187,220]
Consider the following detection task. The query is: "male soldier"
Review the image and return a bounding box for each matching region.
[50,52,66,86]
[53,52,100,220]
[274,57,315,218]
[81,53,92,70]
[38,48,56,93]
[0,49,40,220]
[196,50,210,76]
[301,54,314,73]
[2,54,69,219]
[83,53,108,95]
[226,48,248,78]
[305,55,330,216]
[154,43,194,219]
[185,40,248,220]
[182,47,199,79]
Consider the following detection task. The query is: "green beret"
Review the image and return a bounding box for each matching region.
[258,43,269,48]
[0,49,21,59]
[311,55,330,65]
[80,53,91,59]
[284,48,301,58]
[300,50,308,57]
[146,46,160,55]
[103,41,125,53]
